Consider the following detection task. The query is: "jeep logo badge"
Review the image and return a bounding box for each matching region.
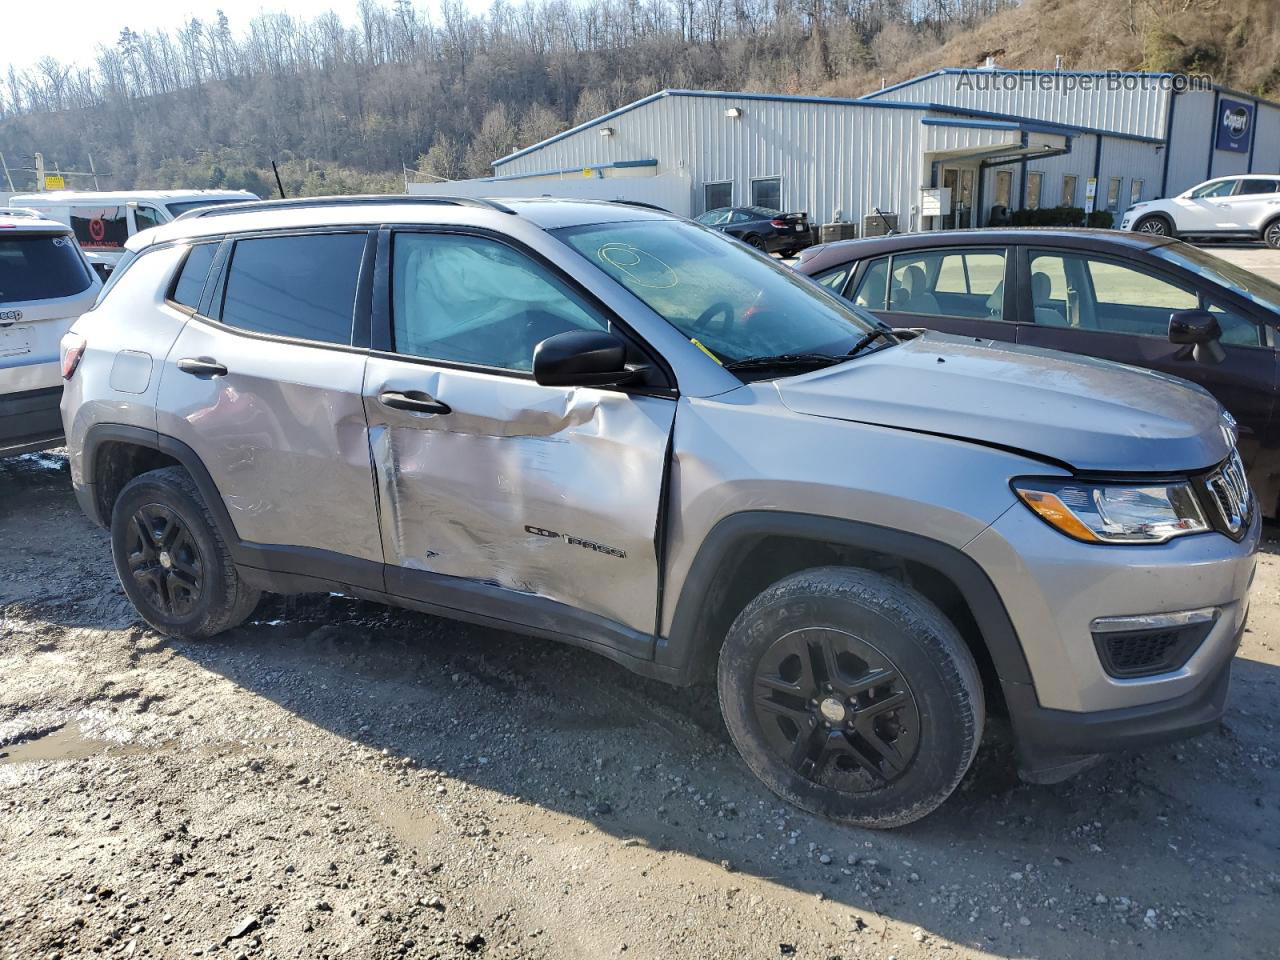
[0,309,22,322]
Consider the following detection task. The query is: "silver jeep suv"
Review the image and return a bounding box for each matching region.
[60,197,1258,827]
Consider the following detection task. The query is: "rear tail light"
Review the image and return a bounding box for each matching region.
[60,332,86,380]
[770,219,788,228]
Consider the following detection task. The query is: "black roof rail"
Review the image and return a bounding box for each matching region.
[176,195,517,220]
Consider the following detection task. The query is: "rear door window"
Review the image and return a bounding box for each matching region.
[0,233,93,303]
[887,248,1007,320]
[70,206,129,251]
[219,232,367,345]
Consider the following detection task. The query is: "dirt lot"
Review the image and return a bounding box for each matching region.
[1,450,1278,960]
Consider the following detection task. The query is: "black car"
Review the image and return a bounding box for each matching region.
[795,228,1280,516]
[695,206,812,256]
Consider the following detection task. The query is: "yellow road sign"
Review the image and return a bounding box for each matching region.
[43,175,65,189]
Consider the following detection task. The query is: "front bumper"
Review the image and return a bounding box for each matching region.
[966,500,1258,780]
[1004,616,1242,782]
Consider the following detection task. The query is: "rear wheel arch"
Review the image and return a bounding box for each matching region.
[83,425,239,549]
[661,512,1031,706]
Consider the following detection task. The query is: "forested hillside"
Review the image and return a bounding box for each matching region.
[0,0,1275,195]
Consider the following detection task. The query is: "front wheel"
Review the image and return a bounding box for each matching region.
[1264,218,1280,249]
[745,235,767,251]
[717,567,985,828]
[111,466,260,640]
[1133,214,1173,237]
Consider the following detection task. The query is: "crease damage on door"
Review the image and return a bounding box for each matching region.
[369,383,674,632]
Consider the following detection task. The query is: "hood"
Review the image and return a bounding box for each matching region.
[776,332,1231,473]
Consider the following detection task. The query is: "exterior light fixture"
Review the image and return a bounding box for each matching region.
[600,127,615,137]
[724,107,742,118]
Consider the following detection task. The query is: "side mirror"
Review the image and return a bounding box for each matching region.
[1169,309,1225,364]
[532,330,641,387]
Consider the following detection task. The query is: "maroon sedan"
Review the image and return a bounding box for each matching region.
[794,228,1280,516]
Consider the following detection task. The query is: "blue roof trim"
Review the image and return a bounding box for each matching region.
[864,69,950,99]
[922,117,1021,131]
[472,159,658,182]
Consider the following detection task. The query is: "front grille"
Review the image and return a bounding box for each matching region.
[1204,448,1252,538]
[1092,619,1214,679]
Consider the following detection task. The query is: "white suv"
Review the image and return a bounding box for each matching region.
[0,211,101,455]
[1121,175,1280,247]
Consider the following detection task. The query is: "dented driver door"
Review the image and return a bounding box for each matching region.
[363,229,675,644]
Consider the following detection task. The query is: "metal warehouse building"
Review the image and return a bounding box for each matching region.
[419,67,1280,234]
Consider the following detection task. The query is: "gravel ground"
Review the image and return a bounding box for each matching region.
[1,450,1278,960]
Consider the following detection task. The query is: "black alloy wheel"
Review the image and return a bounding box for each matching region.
[753,626,920,791]
[126,502,204,617]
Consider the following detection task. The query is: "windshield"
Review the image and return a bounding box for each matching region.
[165,197,253,217]
[555,218,882,366]
[0,233,93,303]
[1152,243,1280,314]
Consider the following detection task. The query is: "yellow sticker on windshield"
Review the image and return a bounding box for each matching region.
[690,337,722,365]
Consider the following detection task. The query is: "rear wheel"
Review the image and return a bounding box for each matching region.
[717,567,984,828]
[1134,214,1173,237]
[110,466,260,640]
[1264,217,1280,249]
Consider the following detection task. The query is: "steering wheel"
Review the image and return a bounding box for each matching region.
[692,300,734,333]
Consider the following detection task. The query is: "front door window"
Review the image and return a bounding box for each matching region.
[391,232,607,371]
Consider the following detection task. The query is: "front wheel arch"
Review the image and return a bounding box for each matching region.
[662,512,1032,700]
[1133,213,1175,236]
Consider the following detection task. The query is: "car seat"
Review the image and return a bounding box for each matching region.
[891,264,940,315]
[1032,271,1068,326]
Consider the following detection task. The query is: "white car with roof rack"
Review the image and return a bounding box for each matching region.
[0,209,101,455]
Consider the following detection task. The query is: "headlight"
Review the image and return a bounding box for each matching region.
[1013,478,1209,544]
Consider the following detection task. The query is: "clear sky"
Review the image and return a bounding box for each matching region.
[5,0,493,74]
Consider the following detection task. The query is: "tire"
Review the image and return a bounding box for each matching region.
[745,235,767,251]
[1263,217,1280,250]
[110,466,260,640]
[1133,214,1173,238]
[717,566,985,829]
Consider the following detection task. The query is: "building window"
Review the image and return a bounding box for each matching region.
[703,181,732,213]
[1061,175,1078,207]
[1026,171,1043,210]
[1106,177,1123,212]
[751,177,782,211]
[1129,179,1144,206]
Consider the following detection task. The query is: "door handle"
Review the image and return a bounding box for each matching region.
[177,356,228,377]
[378,390,451,415]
